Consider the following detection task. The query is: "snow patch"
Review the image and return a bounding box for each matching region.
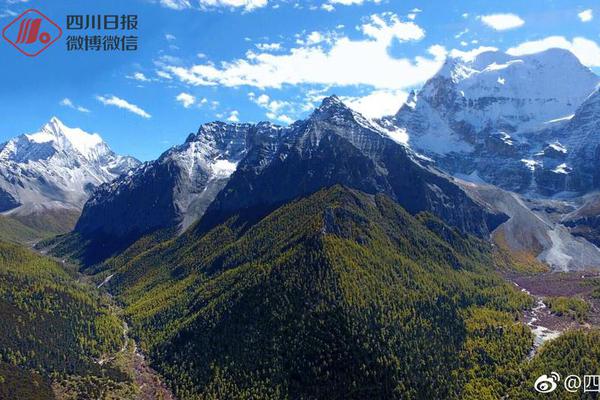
[499,131,513,145]
[385,127,409,145]
[211,159,238,178]
[484,60,524,72]
[552,163,569,174]
[548,142,567,153]
[545,114,574,124]
[521,159,540,171]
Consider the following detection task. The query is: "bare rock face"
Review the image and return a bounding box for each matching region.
[459,181,600,271]
[200,96,506,239]
[64,96,506,265]
[74,121,285,252]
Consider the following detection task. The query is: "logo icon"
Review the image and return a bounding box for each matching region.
[535,372,561,393]
[2,9,62,56]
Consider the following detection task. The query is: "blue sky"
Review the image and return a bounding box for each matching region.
[1,0,599,161]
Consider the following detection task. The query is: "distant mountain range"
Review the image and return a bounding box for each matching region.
[0,48,596,270]
[61,95,507,264]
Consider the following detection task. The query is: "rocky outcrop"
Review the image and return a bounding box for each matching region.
[201,96,506,238]
[71,121,285,260]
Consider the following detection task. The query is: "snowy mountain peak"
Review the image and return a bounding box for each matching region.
[0,118,139,214]
[319,94,343,107]
[25,117,108,161]
[394,48,600,159]
[312,95,352,118]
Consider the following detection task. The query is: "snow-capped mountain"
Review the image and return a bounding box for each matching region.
[72,121,285,262]
[64,96,506,264]
[200,96,506,238]
[384,48,600,195]
[558,88,600,192]
[0,117,139,217]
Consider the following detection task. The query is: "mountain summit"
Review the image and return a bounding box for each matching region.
[0,117,139,230]
[386,49,600,194]
[392,49,599,155]
[54,96,505,265]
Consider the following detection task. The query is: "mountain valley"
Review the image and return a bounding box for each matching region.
[5,48,600,399]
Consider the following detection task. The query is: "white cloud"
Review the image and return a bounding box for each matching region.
[275,114,293,124]
[165,33,177,41]
[156,70,173,80]
[255,42,281,51]
[361,13,424,42]
[176,92,196,108]
[227,110,240,122]
[248,92,294,123]
[59,98,90,113]
[160,0,191,10]
[0,9,17,18]
[342,89,408,118]
[506,36,600,67]
[265,111,293,124]
[60,98,73,107]
[321,3,334,12]
[306,31,325,45]
[160,0,268,11]
[96,95,151,118]
[128,72,150,82]
[454,28,469,39]
[327,0,382,6]
[578,9,593,22]
[162,13,439,91]
[480,13,525,31]
[450,45,499,61]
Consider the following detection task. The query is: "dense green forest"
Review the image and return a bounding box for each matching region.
[9,185,600,399]
[99,185,547,399]
[0,240,135,399]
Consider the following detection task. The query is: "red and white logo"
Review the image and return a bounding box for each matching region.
[2,9,62,57]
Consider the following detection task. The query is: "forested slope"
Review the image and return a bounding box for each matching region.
[0,241,134,399]
[102,186,536,399]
